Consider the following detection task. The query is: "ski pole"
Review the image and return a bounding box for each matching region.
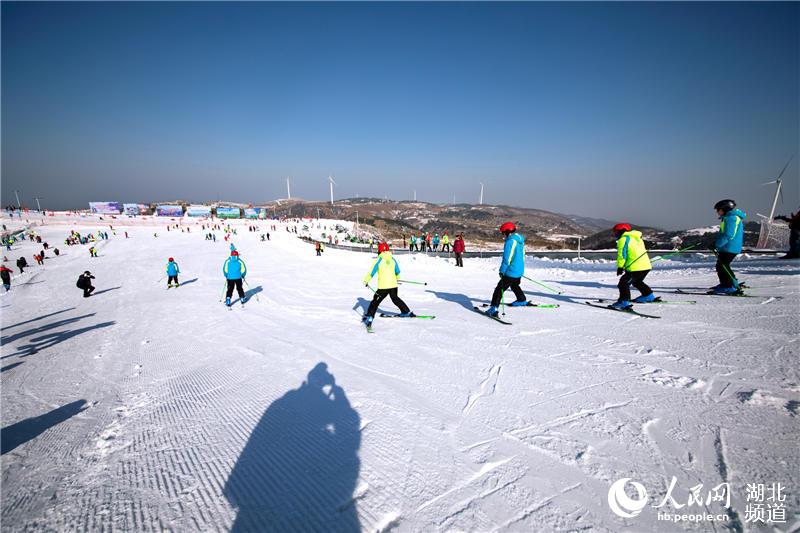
[651,243,700,263]
[365,283,376,294]
[219,281,227,302]
[398,279,427,285]
[522,276,562,295]
[501,293,506,316]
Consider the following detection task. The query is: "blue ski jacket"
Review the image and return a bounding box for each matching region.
[223,257,247,280]
[166,261,180,276]
[715,209,747,254]
[499,233,525,278]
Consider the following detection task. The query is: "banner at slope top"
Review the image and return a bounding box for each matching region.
[123,203,140,215]
[89,202,122,214]
[244,208,263,219]
[156,205,184,217]
[187,205,212,217]
[216,207,241,219]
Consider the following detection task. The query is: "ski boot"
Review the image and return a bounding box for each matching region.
[399,312,416,317]
[485,306,499,317]
[225,297,232,306]
[712,286,739,295]
[241,296,248,305]
[510,300,529,307]
[362,315,373,327]
[610,300,633,310]
[633,293,656,303]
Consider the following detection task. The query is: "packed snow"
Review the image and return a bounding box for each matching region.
[1,215,798,532]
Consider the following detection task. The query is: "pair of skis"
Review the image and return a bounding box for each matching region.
[472,301,561,325]
[364,313,435,333]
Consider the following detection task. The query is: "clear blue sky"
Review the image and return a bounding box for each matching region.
[2,2,798,229]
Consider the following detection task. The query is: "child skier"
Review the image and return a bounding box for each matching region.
[611,223,654,309]
[166,257,180,288]
[77,271,95,298]
[361,242,415,327]
[0,265,12,291]
[711,199,747,294]
[486,222,527,317]
[223,250,248,306]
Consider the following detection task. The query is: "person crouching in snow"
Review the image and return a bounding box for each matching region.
[361,242,414,327]
[612,223,654,309]
[166,257,180,288]
[223,250,248,306]
[77,271,95,298]
[486,222,527,317]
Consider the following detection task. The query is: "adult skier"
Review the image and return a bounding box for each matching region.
[0,265,12,291]
[223,250,248,306]
[711,199,747,293]
[486,222,527,317]
[361,242,415,327]
[77,271,95,298]
[166,257,180,288]
[611,223,654,310]
[453,234,465,267]
[441,233,450,252]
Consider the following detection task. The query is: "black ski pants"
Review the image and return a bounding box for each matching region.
[226,279,245,299]
[455,253,463,267]
[168,275,179,286]
[366,287,410,317]
[618,270,652,301]
[491,275,526,307]
[715,252,738,287]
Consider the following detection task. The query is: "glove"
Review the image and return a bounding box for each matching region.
[362,274,372,285]
[616,267,624,276]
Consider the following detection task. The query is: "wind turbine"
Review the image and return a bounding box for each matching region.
[286,177,292,200]
[13,190,21,209]
[328,175,336,206]
[763,154,794,221]
[479,182,484,205]
[34,197,44,212]
[413,190,417,202]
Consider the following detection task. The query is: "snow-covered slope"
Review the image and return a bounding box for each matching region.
[1,216,798,532]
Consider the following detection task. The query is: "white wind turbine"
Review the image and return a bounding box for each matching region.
[286,177,292,200]
[328,175,336,206]
[762,154,794,221]
[479,182,484,205]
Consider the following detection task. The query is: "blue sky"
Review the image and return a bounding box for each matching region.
[2,2,797,229]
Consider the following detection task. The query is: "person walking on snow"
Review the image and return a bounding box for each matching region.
[453,234,465,267]
[361,242,415,327]
[486,222,526,317]
[315,241,323,256]
[611,223,654,310]
[77,271,95,298]
[166,258,180,288]
[711,199,747,294]
[223,250,248,306]
[0,265,12,291]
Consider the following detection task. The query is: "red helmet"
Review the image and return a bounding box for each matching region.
[499,222,516,233]
[168,257,174,262]
[378,242,390,253]
[231,250,239,256]
[613,223,631,233]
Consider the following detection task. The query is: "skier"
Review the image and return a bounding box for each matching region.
[453,234,465,267]
[0,265,12,291]
[54,248,60,256]
[77,271,95,298]
[442,233,450,252]
[89,246,97,258]
[315,241,323,256]
[774,209,799,259]
[166,257,180,288]
[361,242,415,327]
[433,234,440,251]
[486,222,526,317]
[16,256,26,273]
[611,223,654,310]
[223,250,248,306]
[712,199,747,294]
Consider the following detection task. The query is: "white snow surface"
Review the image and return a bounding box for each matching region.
[1,216,799,532]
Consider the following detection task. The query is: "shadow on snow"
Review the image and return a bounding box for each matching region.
[1,400,88,455]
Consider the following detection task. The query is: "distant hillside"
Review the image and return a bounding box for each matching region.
[582,222,761,250]
[259,198,601,248]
